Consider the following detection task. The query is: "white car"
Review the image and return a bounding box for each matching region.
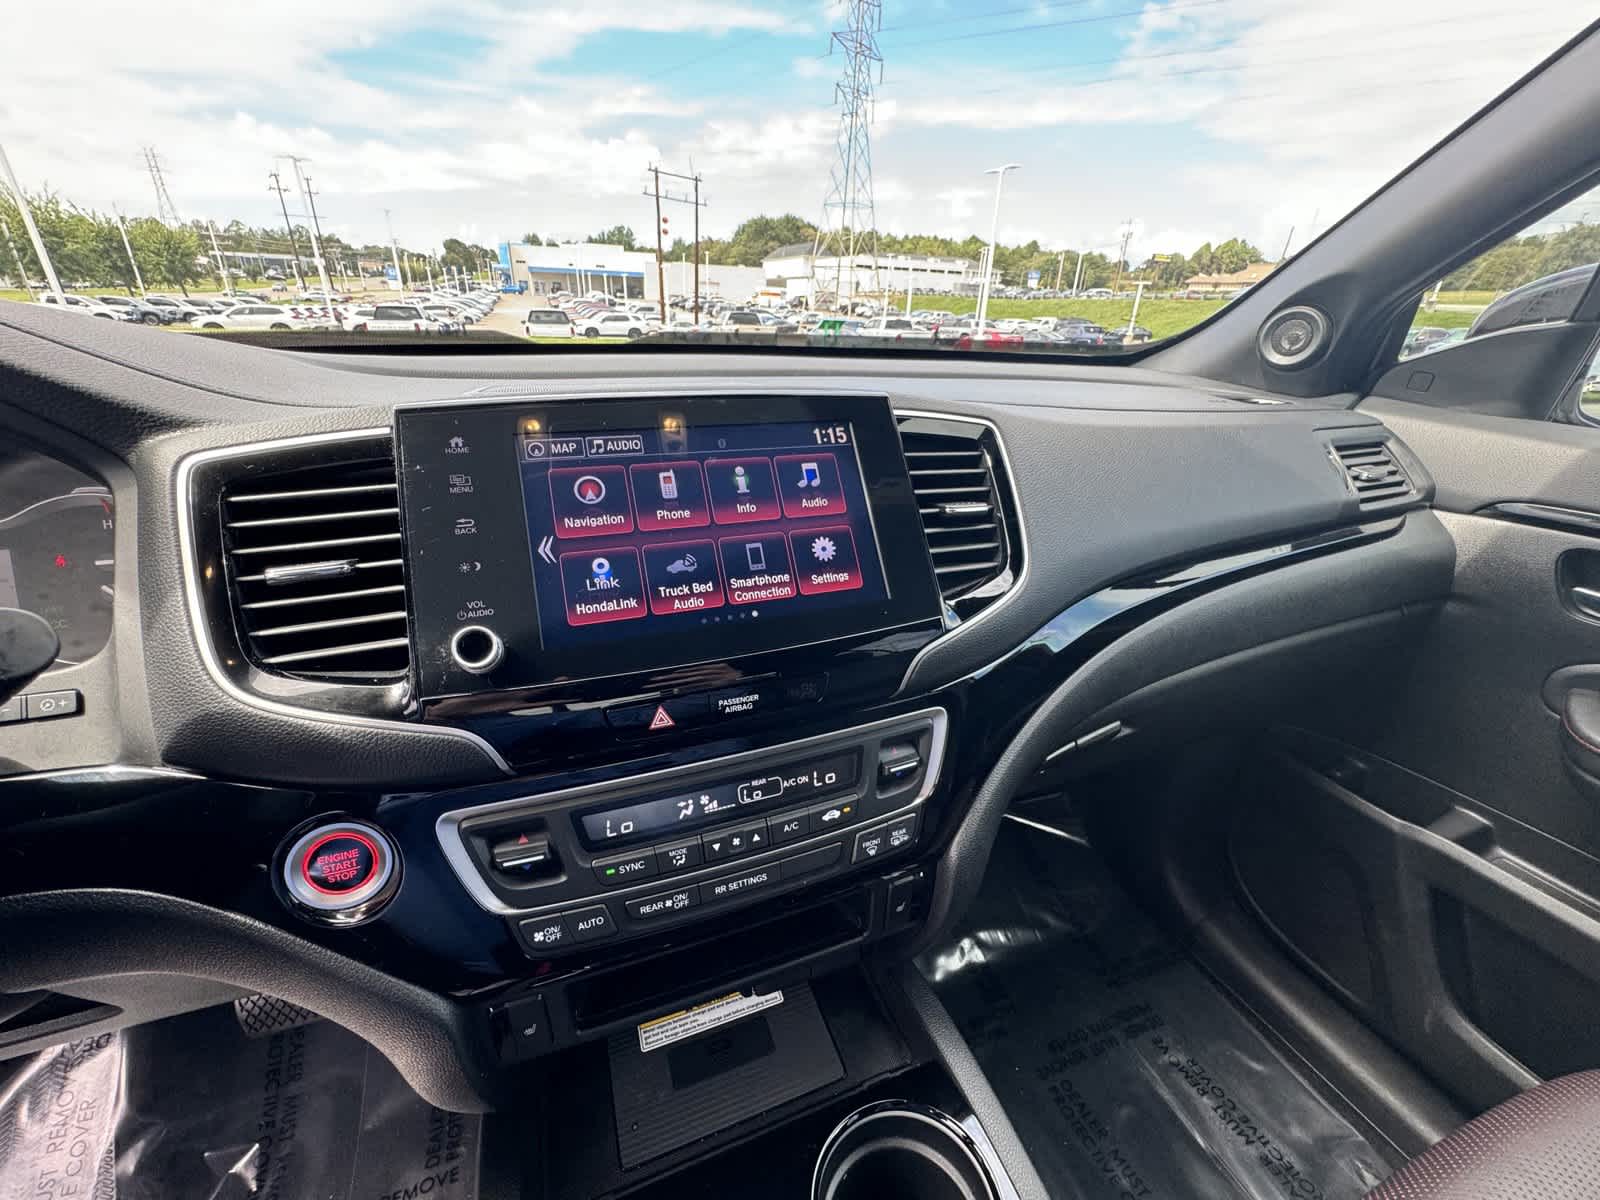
[30,294,139,321]
[575,311,650,338]
[142,295,210,322]
[196,304,316,332]
[344,303,451,333]
[523,309,577,338]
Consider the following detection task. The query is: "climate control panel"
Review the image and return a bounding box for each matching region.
[434,709,946,958]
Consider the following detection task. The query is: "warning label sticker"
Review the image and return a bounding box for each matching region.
[636,990,783,1053]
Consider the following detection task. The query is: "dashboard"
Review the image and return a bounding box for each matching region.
[0,304,1454,1114]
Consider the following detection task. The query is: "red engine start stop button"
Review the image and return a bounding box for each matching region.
[281,820,398,922]
[302,831,380,894]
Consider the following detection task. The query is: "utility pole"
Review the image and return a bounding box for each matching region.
[1112,219,1133,295]
[905,262,915,316]
[302,174,336,294]
[1054,252,1064,291]
[1278,224,1296,262]
[384,210,405,292]
[0,215,35,299]
[1071,250,1085,297]
[815,0,884,313]
[288,157,333,299]
[268,172,307,289]
[1126,280,1148,341]
[114,208,146,296]
[207,220,233,295]
[647,166,668,322]
[0,141,65,302]
[645,166,706,323]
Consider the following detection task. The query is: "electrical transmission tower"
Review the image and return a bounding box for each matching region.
[142,147,182,226]
[813,0,883,312]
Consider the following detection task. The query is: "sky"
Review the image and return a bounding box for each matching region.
[1,1,1591,265]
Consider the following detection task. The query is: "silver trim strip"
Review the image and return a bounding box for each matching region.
[892,408,1029,694]
[436,707,948,917]
[174,427,514,774]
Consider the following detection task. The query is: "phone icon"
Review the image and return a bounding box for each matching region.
[658,468,679,500]
[745,542,767,572]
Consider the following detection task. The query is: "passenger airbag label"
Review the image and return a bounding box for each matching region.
[636,989,783,1053]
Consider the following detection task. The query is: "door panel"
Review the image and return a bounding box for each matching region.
[1233,393,1600,1111]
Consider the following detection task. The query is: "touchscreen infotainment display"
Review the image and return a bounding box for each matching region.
[396,394,943,699]
[516,418,890,651]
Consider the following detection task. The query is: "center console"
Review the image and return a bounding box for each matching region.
[436,709,944,959]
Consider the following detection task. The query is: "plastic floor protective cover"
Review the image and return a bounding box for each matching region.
[921,817,1392,1200]
[0,1004,481,1200]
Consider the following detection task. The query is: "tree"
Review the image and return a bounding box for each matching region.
[127,218,205,293]
[441,237,494,274]
[588,224,638,250]
[521,232,543,246]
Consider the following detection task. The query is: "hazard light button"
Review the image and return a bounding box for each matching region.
[605,692,711,735]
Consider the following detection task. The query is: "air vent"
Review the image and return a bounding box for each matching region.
[898,421,1012,603]
[221,456,410,681]
[1332,440,1413,507]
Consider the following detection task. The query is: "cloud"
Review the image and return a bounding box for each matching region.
[0,0,1588,260]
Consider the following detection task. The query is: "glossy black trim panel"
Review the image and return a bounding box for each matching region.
[436,707,947,916]
[1479,500,1600,537]
[174,428,514,772]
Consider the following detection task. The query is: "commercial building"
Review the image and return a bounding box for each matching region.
[762,244,978,302]
[496,241,766,302]
[1182,260,1278,297]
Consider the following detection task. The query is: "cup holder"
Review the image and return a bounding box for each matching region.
[812,1101,1000,1200]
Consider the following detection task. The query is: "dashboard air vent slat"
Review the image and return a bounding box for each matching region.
[1332,440,1413,508]
[899,425,1010,603]
[221,456,410,681]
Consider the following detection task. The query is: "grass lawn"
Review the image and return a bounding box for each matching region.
[1408,309,1481,330]
[886,294,1230,340]
[1432,290,1501,306]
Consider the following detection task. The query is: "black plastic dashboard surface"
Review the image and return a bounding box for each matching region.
[1,305,1385,793]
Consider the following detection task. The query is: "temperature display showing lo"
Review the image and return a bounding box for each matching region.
[517,418,892,657]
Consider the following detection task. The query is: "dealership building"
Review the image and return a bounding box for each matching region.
[761,244,979,301]
[495,241,764,301]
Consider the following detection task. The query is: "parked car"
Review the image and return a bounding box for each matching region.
[575,311,650,338]
[142,295,210,322]
[197,304,318,332]
[1081,287,1114,299]
[30,294,139,321]
[1400,326,1453,357]
[523,309,577,338]
[344,304,451,333]
[92,295,177,325]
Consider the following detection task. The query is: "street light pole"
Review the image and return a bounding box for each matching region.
[975,163,1019,333]
[114,208,146,296]
[0,140,66,302]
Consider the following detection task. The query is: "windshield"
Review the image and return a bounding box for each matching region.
[0,4,1585,354]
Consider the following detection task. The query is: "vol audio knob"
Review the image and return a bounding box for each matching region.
[450,625,504,674]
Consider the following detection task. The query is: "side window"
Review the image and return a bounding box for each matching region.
[1583,345,1600,423]
[1403,188,1600,362]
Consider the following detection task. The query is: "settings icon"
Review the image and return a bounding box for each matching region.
[810,535,837,563]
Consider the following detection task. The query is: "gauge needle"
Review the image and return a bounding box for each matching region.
[100,584,114,597]
[94,558,114,567]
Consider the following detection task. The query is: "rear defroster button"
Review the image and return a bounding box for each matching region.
[281,820,399,924]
